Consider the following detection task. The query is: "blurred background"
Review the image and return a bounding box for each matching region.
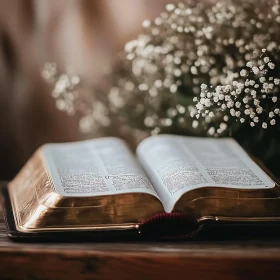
[0,0,176,180]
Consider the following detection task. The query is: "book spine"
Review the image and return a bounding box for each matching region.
[139,212,201,239]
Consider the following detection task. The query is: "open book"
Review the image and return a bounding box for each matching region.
[3,135,280,240]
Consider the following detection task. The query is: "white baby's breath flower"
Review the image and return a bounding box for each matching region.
[268,62,275,69]
[252,67,259,75]
[240,69,247,77]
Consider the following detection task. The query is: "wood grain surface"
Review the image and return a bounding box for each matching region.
[0,204,280,280]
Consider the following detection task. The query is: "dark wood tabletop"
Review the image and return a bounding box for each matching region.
[0,204,280,280]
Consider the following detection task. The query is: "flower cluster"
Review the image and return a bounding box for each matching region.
[194,50,280,136]
[106,0,280,140]
[42,63,81,116]
[42,63,111,135]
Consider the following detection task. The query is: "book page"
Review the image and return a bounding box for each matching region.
[42,138,159,198]
[136,135,275,212]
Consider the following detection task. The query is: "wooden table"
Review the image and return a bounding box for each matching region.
[0,206,280,280]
